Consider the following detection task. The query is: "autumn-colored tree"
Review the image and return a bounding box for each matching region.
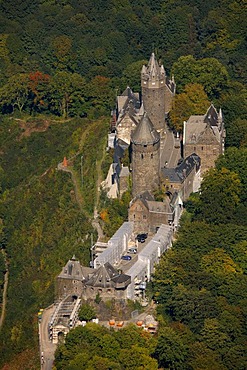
[51,35,75,71]
[169,83,210,132]
[29,71,50,112]
[100,209,110,223]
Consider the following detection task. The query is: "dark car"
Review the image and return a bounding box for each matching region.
[121,255,132,261]
[136,233,148,242]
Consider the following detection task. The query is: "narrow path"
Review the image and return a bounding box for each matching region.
[58,120,106,241]
[0,248,9,330]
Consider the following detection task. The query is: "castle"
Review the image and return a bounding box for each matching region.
[51,52,225,342]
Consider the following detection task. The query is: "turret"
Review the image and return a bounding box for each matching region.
[131,112,160,197]
[141,53,166,131]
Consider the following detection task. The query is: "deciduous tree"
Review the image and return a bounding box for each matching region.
[169,83,210,131]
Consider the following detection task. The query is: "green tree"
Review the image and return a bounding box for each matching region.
[225,119,247,148]
[0,73,29,112]
[196,168,241,224]
[200,318,230,352]
[119,345,158,370]
[171,55,229,98]
[49,71,86,118]
[188,342,227,370]
[122,59,147,92]
[216,147,247,202]
[78,304,96,322]
[155,326,188,369]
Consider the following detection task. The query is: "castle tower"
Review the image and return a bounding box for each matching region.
[141,53,166,131]
[131,112,160,197]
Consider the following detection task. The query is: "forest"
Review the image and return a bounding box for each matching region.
[0,0,246,368]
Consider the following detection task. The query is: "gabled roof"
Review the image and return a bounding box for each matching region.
[58,256,85,280]
[161,153,200,183]
[129,191,154,210]
[117,109,139,127]
[131,112,160,145]
[204,104,218,126]
[146,198,172,214]
[184,105,223,145]
[86,262,118,288]
[117,86,140,114]
[166,76,176,94]
[85,262,131,289]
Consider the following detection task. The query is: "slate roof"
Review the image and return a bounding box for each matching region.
[142,53,165,80]
[117,86,140,114]
[166,76,176,94]
[119,166,129,177]
[131,112,160,145]
[85,262,118,288]
[184,104,222,144]
[129,191,155,208]
[204,104,219,126]
[58,256,85,280]
[117,109,139,127]
[146,198,172,214]
[161,153,201,183]
[86,262,131,289]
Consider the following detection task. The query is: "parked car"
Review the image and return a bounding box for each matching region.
[121,255,132,261]
[137,237,145,243]
[128,247,137,254]
[136,233,148,243]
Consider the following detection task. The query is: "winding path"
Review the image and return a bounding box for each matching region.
[0,248,9,330]
[57,120,106,241]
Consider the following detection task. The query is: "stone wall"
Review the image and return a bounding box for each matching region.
[184,143,221,174]
[132,141,160,197]
[142,86,165,131]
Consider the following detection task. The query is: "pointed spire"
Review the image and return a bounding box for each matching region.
[131,112,160,145]
[141,64,146,75]
[147,53,161,79]
[160,64,165,76]
[218,108,223,122]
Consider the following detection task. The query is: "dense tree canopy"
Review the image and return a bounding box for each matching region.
[0,0,246,368]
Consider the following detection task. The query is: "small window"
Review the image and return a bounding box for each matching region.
[151,154,153,159]
[194,147,196,151]
[141,154,144,159]
[143,215,147,219]
[201,146,203,151]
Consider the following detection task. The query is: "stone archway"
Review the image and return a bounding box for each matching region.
[57,331,65,343]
